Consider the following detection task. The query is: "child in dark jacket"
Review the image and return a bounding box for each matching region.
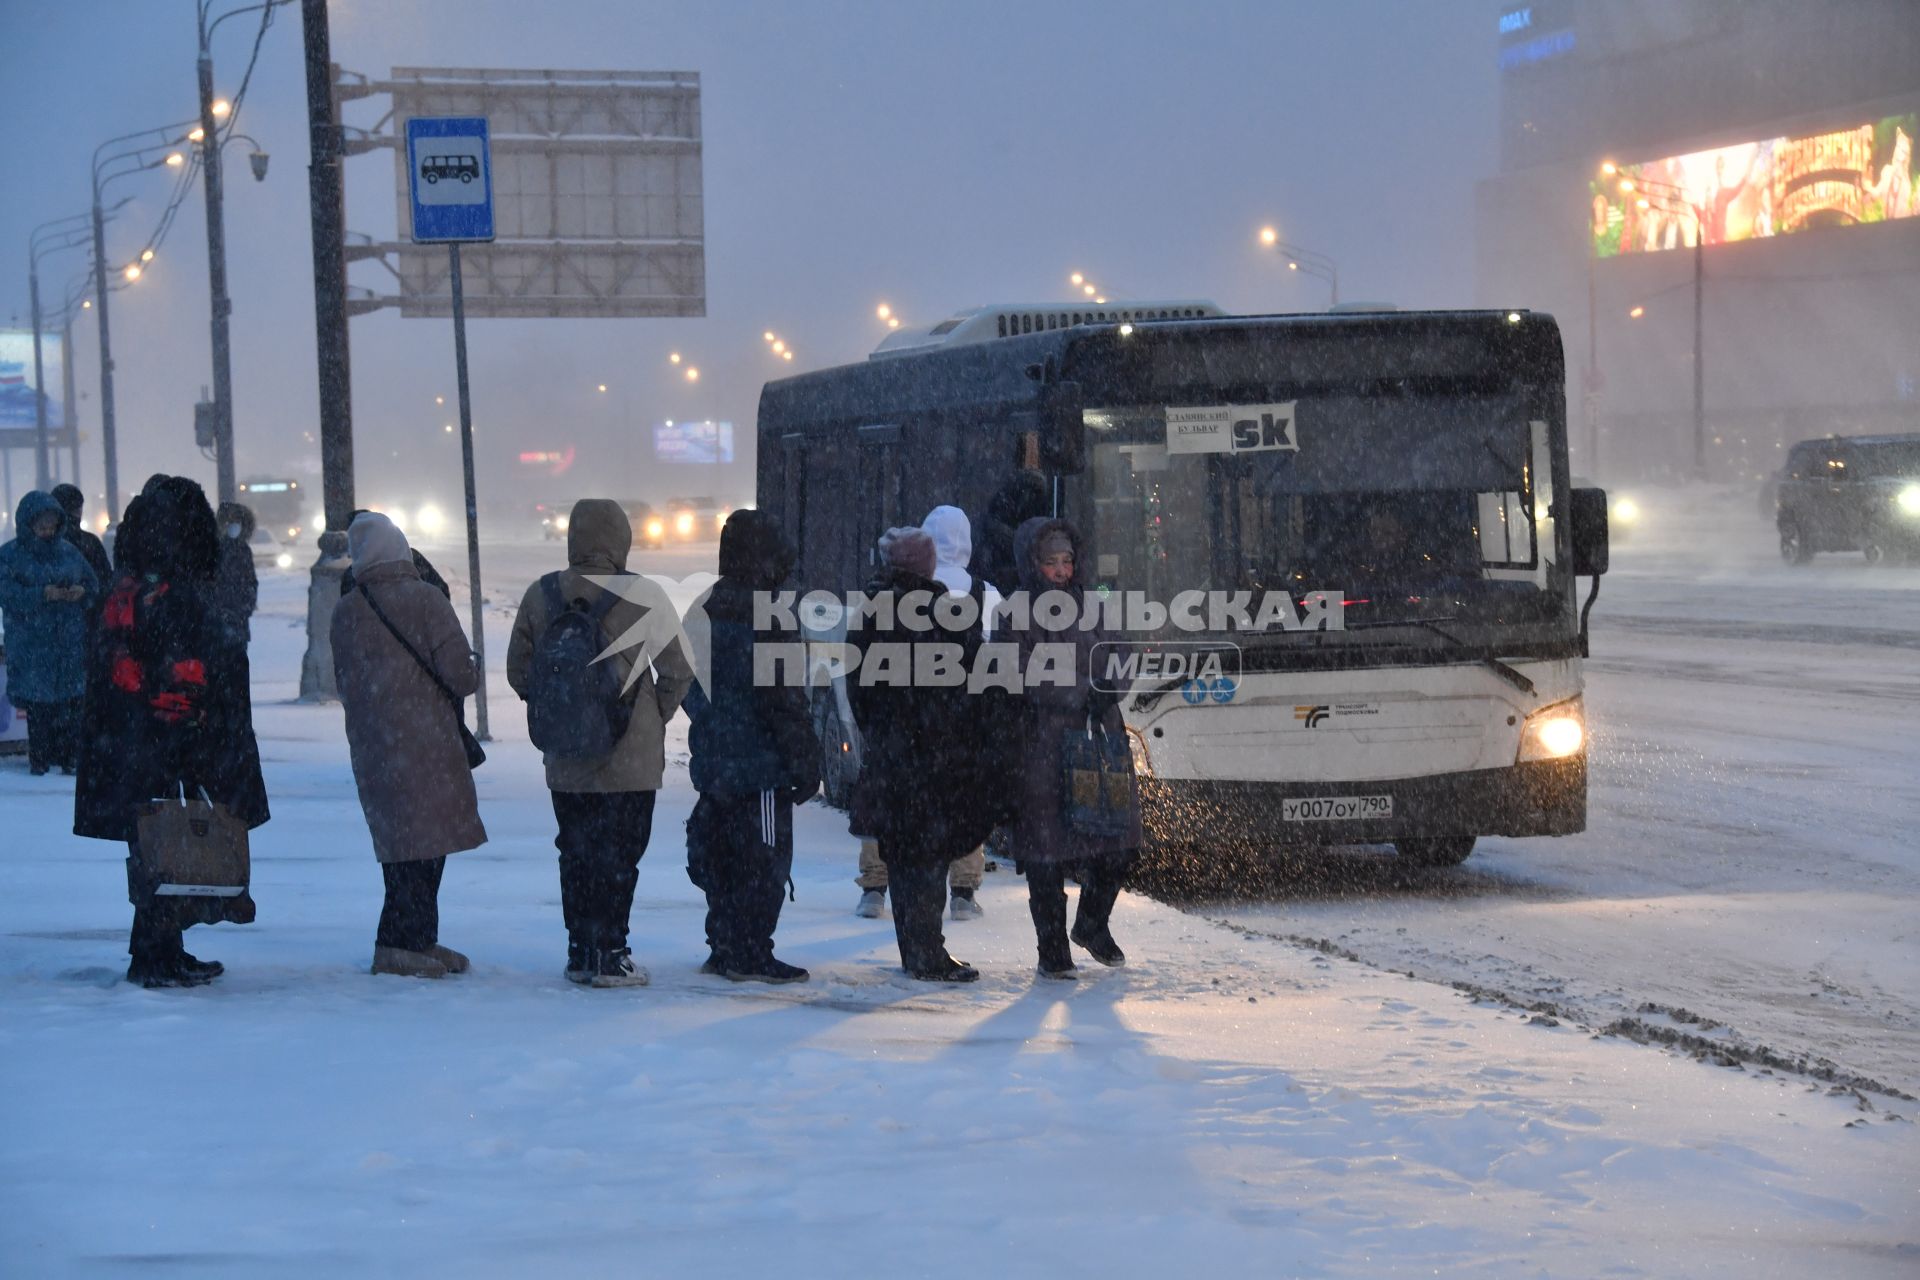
[682,510,819,983]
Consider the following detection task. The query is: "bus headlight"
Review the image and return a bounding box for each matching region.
[275,552,294,569]
[1612,496,1641,525]
[1518,698,1584,761]
[1125,725,1154,777]
[1897,484,1920,517]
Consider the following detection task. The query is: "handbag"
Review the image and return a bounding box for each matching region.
[138,784,251,903]
[358,586,486,769]
[1061,714,1137,839]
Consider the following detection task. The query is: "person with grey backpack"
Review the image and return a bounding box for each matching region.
[507,498,694,988]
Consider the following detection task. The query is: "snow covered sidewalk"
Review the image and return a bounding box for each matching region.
[1,571,1914,1277]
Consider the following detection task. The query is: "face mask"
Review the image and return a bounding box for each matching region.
[227,523,243,539]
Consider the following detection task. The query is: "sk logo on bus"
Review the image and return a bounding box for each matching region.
[1294,704,1331,728]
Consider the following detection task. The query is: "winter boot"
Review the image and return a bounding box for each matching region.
[565,941,592,984]
[855,888,888,919]
[371,945,448,979]
[176,950,225,980]
[127,957,214,989]
[1070,923,1127,968]
[949,889,984,921]
[907,954,980,983]
[723,956,810,985]
[588,947,650,988]
[427,945,470,974]
[698,952,725,976]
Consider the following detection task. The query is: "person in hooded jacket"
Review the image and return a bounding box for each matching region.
[50,484,114,593]
[0,491,99,773]
[852,505,1001,922]
[682,509,819,983]
[331,512,487,978]
[1009,515,1143,980]
[973,468,1051,597]
[339,509,451,600]
[73,475,269,988]
[507,498,695,988]
[211,502,260,646]
[847,526,996,981]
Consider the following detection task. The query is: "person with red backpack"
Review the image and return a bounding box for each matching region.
[507,498,694,988]
[72,476,270,988]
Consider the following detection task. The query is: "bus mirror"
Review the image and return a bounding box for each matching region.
[1039,381,1086,473]
[1567,487,1609,576]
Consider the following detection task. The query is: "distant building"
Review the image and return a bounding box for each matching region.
[1475,0,1920,482]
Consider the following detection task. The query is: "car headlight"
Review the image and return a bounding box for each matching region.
[675,512,695,536]
[645,518,665,540]
[1518,697,1585,762]
[275,552,294,569]
[554,514,569,533]
[1611,496,1640,524]
[1125,725,1154,777]
[1897,484,1920,517]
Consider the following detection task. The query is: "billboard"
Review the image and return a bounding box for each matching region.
[0,330,63,432]
[1592,112,1919,258]
[653,419,732,465]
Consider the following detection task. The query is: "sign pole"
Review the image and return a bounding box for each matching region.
[448,242,489,741]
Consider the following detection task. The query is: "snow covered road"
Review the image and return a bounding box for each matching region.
[1200,488,1920,1099]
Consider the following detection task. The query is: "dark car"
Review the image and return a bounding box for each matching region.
[1776,433,1920,565]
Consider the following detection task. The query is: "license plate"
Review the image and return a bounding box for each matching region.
[1282,794,1393,822]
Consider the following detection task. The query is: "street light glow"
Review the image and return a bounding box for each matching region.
[1628,305,1646,318]
[782,351,794,361]
[1599,161,1618,176]
[189,126,206,142]
[123,264,142,281]
[1259,226,1278,246]
[669,352,681,364]
[876,303,892,320]
[1617,178,1635,194]
[771,339,785,353]
[435,395,444,405]
[1082,284,1096,296]
[1288,261,1299,271]
[1094,297,1106,304]
[1070,272,1084,286]
[887,317,900,329]
[212,99,231,117]
[165,152,185,167]
[140,248,154,261]
[597,383,608,392]
[685,367,699,382]
[763,331,775,342]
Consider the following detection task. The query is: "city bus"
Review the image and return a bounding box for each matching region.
[237,477,309,542]
[755,303,1610,867]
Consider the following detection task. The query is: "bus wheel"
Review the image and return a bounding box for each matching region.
[1393,836,1476,866]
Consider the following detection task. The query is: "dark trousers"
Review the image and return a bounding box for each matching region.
[376,857,445,951]
[686,791,793,969]
[551,790,656,952]
[1026,850,1136,960]
[878,847,952,974]
[20,697,81,771]
[126,838,185,966]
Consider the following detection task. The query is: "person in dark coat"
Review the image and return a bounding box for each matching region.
[211,502,260,646]
[73,475,270,988]
[973,468,1051,596]
[50,483,114,593]
[682,509,820,983]
[339,509,450,600]
[0,491,99,773]
[1009,515,1142,979]
[847,526,996,982]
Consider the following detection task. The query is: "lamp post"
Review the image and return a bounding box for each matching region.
[92,121,197,523]
[1256,227,1339,305]
[1617,173,1706,480]
[27,212,96,490]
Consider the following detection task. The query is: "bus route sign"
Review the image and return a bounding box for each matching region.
[405,116,495,243]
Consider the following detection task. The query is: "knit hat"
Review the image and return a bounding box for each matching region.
[878,526,936,579]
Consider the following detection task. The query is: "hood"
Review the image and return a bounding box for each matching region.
[921,505,973,595]
[567,498,631,574]
[987,470,1050,531]
[122,476,219,580]
[16,489,63,536]
[718,508,795,589]
[51,483,84,519]
[347,511,412,568]
[218,502,256,540]
[1012,515,1086,593]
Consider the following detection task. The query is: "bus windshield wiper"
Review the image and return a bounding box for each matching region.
[1341,617,1536,694]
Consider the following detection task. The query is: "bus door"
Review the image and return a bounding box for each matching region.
[856,423,904,574]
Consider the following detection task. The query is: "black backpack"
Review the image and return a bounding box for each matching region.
[526,573,632,758]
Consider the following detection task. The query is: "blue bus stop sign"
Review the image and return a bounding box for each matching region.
[406,117,495,243]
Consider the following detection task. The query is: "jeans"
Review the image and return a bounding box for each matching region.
[551,790,656,952]
[376,857,445,952]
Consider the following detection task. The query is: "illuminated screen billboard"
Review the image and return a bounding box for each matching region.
[0,330,64,431]
[1592,112,1918,258]
[653,419,733,464]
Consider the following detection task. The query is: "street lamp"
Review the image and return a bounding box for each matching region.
[1618,170,1707,480]
[1255,228,1338,304]
[90,123,197,521]
[27,211,106,488]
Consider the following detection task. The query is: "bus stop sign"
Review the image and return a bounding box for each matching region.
[406,116,495,243]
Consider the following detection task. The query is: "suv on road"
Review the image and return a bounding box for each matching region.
[1776,433,1920,565]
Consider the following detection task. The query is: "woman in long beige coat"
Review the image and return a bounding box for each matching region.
[331,512,487,978]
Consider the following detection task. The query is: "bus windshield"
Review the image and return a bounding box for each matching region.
[1083,389,1567,645]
